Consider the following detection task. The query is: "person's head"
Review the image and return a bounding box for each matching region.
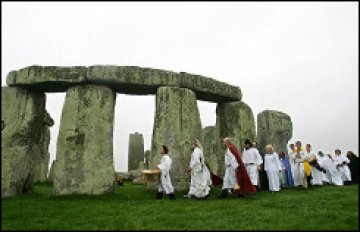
[289,143,295,151]
[244,139,252,150]
[347,151,355,158]
[318,151,324,157]
[191,139,202,150]
[279,150,286,158]
[223,137,232,148]
[252,141,258,148]
[295,141,302,150]
[265,144,273,154]
[306,144,311,152]
[160,145,169,155]
[335,149,341,156]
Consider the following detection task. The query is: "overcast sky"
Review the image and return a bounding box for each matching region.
[2,2,358,172]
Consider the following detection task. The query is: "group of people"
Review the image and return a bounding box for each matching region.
[283,141,358,189]
[154,138,358,200]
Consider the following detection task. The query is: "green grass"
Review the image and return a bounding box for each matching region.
[1,182,358,230]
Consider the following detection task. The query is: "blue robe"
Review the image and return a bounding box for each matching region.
[281,155,294,187]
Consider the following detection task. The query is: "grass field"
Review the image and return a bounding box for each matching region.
[1,182,358,230]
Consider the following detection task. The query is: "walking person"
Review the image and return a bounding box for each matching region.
[184,139,212,199]
[156,145,176,200]
[218,138,256,199]
[242,139,263,191]
[264,145,282,191]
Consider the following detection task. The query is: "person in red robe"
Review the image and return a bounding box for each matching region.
[219,138,257,198]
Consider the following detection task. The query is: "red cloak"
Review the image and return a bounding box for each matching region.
[228,144,257,194]
[210,171,223,187]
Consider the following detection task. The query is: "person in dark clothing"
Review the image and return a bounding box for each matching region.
[347,151,358,184]
[253,141,269,191]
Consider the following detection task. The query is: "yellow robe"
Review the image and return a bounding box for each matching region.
[295,147,311,176]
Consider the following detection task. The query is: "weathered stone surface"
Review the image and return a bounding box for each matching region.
[53,85,116,195]
[88,66,241,102]
[1,87,45,198]
[216,101,256,152]
[179,72,242,102]
[202,126,220,175]
[216,101,256,176]
[149,87,202,190]
[7,65,242,102]
[6,66,87,92]
[34,111,54,182]
[128,132,144,171]
[257,110,292,155]
[87,66,180,95]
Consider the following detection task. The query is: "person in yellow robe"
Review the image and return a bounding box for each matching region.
[293,141,308,188]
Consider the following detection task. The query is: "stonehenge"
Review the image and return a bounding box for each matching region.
[202,126,219,175]
[128,132,144,171]
[215,101,256,176]
[6,66,88,92]
[1,87,46,197]
[149,87,203,190]
[256,110,293,155]
[34,111,54,182]
[7,65,241,102]
[53,85,116,195]
[2,65,292,196]
[216,101,256,152]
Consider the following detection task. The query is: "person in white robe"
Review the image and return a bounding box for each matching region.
[242,139,263,191]
[264,144,282,191]
[306,144,323,186]
[316,151,330,184]
[156,145,176,199]
[252,141,267,191]
[184,139,212,199]
[333,149,352,184]
[292,141,306,187]
[288,143,296,182]
[318,153,343,186]
[219,138,239,198]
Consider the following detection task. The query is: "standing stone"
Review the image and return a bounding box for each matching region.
[144,150,151,169]
[34,111,54,182]
[128,132,144,171]
[257,110,292,155]
[216,101,256,176]
[202,126,219,175]
[1,87,45,198]
[150,87,202,190]
[53,85,116,195]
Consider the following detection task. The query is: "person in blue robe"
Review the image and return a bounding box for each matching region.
[279,151,294,187]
